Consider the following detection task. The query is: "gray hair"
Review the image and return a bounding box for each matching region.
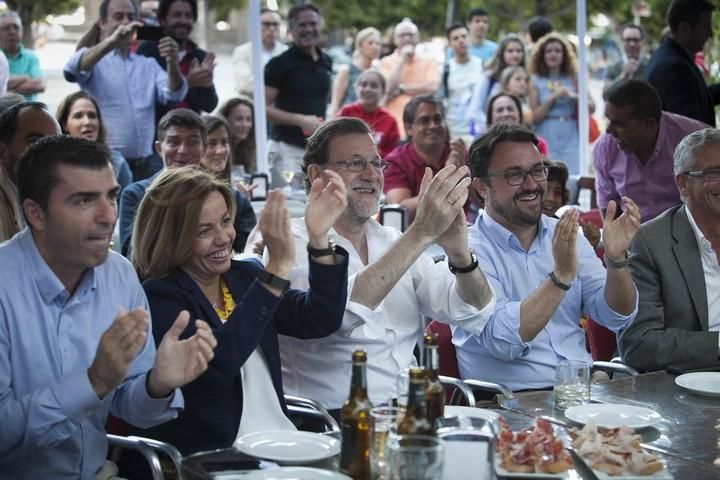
[673,128,720,175]
[0,11,22,26]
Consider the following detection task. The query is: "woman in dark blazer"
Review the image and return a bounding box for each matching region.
[129,166,350,455]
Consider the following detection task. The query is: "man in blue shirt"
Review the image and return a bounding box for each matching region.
[0,135,217,478]
[64,0,187,181]
[453,124,640,391]
[0,11,46,101]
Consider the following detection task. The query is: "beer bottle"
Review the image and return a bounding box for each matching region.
[397,366,433,435]
[340,349,373,479]
[423,333,445,433]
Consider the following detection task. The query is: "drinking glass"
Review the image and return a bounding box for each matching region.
[370,406,399,480]
[230,165,246,185]
[554,359,591,410]
[386,434,444,480]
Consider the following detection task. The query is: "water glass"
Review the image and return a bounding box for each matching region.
[230,165,246,185]
[554,359,591,409]
[370,406,399,480]
[386,434,444,480]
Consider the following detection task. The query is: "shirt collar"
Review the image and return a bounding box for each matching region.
[19,227,97,305]
[685,204,711,251]
[5,44,24,60]
[478,209,549,251]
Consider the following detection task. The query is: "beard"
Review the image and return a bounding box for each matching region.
[488,186,544,228]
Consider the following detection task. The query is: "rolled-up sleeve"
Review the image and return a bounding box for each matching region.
[63,48,92,83]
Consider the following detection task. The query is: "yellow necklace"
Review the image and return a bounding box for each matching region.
[213,278,235,322]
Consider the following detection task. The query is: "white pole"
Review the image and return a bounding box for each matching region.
[249,0,269,174]
[576,0,590,175]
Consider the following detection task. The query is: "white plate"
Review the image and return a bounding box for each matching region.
[234,431,340,465]
[239,467,351,480]
[564,404,662,429]
[494,454,570,478]
[444,405,500,421]
[572,451,673,480]
[675,372,720,397]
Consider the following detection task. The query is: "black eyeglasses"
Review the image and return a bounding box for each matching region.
[333,157,387,172]
[683,167,720,183]
[411,114,444,127]
[484,165,548,186]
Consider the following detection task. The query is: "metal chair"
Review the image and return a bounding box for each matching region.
[592,359,639,379]
[285,394,340,432]
[463,379,515,400]
[438,375,476,407]
[106,434,183,480]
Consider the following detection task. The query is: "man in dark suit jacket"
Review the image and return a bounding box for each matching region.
[644,0,720,127]
[619,128,720,371]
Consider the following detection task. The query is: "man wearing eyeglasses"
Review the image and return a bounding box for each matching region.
[232,8,286,98]
[384,94,468,223]
[275,117,495,412]
[619,128,720,372]
[594,80,706,223]
[603,23,648,91]
[453,124,640,392]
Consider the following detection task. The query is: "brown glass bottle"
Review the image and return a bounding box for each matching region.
[397,366,433,435]
[423,333,445,433]
[340,349,373,479]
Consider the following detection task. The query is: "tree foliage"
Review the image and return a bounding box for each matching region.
[4,0,82,46]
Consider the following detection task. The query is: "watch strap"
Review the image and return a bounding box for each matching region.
[257,269,291,292]
[548,271,571,291]
[604,252,630,269]
[448,251,479,274]
[307,239,336,258]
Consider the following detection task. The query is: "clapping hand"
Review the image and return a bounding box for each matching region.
[187,52,215,88]
[446,138,468,169]
[147,311,217,398]
[259,191,294,279]
[551,208,580,284]
[602,196,641,261]
[411,165,471,245]
[305,170,347,246]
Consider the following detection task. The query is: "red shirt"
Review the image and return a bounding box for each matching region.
[337,103,400,158]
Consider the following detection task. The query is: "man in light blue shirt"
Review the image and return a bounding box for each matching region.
[0,135,216,478]
[453,124,640,391]
[63,0,187,180]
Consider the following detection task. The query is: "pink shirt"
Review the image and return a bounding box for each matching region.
[592,111,707,222]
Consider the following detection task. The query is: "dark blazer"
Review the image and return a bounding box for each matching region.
[131,253,349,454]
[644,36,720,127]
[619,205,717,371]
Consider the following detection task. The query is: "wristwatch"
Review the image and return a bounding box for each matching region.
[448,251,479,274]
[257,269,291,292]
[604,251,630,269]
[307,238,336,258]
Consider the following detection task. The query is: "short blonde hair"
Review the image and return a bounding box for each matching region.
[353,27,381,60]
[132,166,236,280]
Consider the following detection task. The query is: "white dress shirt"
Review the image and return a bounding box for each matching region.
[685,206,720,345]
[279,218,495,409]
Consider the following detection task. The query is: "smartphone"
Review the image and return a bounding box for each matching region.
[379,204,408,232]
[136,25,165,41]
[250,173,269,201]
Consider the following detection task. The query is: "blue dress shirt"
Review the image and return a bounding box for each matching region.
[452,212,637,391]
[64,48,188,159]
[0,229,183,479]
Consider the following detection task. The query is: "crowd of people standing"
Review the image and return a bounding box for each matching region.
[2,0,720,477]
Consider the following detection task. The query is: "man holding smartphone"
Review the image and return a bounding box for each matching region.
[137,0,218,120]
[64,0,187,181]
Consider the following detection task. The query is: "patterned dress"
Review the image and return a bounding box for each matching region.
[532,74,579,174]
